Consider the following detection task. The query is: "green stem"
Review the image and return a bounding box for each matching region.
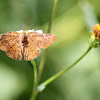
[30,60,38,100]
[48,0,58,33]
[38,0,58,84]
[38,50,47,84]
[30,0,58,99]
[38,46,92,92]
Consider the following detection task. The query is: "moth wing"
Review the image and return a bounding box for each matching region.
[27,32,57,49]
[0,32,20,51]
[23,43,40,61]
[6,40,23,60]
[41,33,57,49]
[0,32,22,60]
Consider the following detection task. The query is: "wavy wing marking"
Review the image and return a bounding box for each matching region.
[41,33,57,49]
[0,32,20,51]
[23,43,40,61]
[27,32,57,49]
[6,41,22,60]
[0,32,22,60]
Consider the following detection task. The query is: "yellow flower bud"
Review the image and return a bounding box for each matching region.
[89,24,100,48]
[93,24,100,38]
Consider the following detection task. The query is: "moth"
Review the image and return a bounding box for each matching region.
[0,29,57,61]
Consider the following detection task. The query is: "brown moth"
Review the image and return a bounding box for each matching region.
[0,29,57,61]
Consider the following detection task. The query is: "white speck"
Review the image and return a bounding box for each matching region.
[16,30,24,33]
[35,30,43,33]
[43,34,46,38]
[27,29,34,32]
[0,34,2,39]
[32,29,34,31]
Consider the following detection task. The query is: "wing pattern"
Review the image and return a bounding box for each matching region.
[0,31,57,61]
[23,42,40,61]
[0,32,23,60]
[27,32,57,49]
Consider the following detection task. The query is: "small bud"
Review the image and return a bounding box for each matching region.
[89,24,100,48]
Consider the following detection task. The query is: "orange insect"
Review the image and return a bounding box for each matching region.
[0,29,57,61]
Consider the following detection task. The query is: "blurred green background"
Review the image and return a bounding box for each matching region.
[0,0,100,100]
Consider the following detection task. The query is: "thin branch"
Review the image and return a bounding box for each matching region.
[38,46,92,92]
[38,0,58,84]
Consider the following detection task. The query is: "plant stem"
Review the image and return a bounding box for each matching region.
[48,0,58,33]
[38,50,47,83]
[38,46,92,92]
[38,0,58,84]
[30,60,38,100]
[29,1,58,99]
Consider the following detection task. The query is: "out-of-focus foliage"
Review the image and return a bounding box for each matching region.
[0,0,100,100]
